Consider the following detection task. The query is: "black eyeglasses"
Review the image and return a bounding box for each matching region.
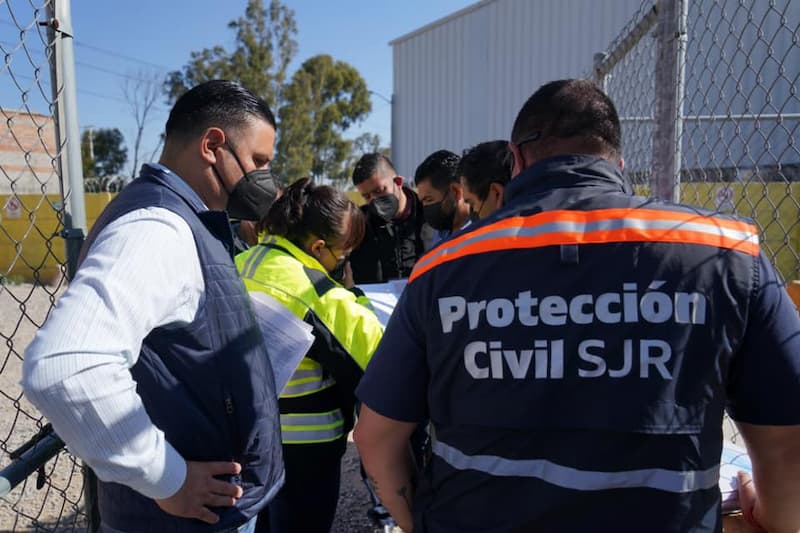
[325,244,345,262]
[503,131,541,169]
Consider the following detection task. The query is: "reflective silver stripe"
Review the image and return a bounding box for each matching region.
[432,439,720,494]
[415,216,758,272]
[244,243,271,279]
[280,411,344,427]
[289,368,323,381]
[240,243,264,278]
[280,427,343,442]
[281,376,335,396]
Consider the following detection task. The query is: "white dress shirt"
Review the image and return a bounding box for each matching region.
[22,204,205,499]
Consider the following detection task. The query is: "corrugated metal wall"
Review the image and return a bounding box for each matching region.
[390,0,642,178]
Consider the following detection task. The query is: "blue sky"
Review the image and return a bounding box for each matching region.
[1,0,474,174]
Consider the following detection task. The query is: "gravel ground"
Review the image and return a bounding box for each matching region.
[331,437,375,533]
[0,281,374,532]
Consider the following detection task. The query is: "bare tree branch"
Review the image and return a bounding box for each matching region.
[123,70,164,178]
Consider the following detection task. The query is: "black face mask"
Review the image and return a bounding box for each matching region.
[324,245,347,282]
[213,141,279,221]
[370,184,400,222]
[226,169,279,221]
[329,257,347,282]
[423,193,456,231]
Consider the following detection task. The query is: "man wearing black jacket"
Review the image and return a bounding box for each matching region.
[350,153,434,283]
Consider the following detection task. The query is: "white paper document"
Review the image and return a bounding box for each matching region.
[359,279,408,328]
[719,440,753,513]
[249,290,315,394]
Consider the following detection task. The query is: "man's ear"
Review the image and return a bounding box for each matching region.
[200,127,226,165]
[450,181,464,201]
[618,157,625,171]
[508,142,524,177]
[490,182,504,205]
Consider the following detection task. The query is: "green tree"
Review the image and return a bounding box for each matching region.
[276,54,371,184]
[164,0,298,108]
[81,128,127,177]
[338,133,390,189]
[351,132,390,159]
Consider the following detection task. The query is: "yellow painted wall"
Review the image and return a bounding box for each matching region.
[633,182,800,283]
[2,190,360,284]
[0,193,114,284]
[2,184,798,285]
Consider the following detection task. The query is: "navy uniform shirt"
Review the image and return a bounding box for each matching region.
[357,155,800,533]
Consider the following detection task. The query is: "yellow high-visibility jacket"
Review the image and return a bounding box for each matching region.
[236,235,384,445]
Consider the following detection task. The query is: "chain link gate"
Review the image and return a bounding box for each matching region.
[1,0,87,530]
[592,0,800,446]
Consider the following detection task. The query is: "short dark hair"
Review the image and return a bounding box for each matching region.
[165,80,276,143]
[511,79,621,157]
[352,153,396,186]
[414,149,461,191]
[265,177,365,251]
[457,140,512,199]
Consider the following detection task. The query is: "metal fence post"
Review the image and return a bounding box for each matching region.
[46,0,86,281]
[593,53,609,93]
[652,0,688,202]
[45,2,97,530]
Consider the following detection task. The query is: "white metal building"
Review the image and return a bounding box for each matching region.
[389,0,800,180]
[389,0,643,178]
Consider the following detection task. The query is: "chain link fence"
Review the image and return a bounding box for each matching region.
[0,0,797,529]
[594,0,800,285]
[593,0,800,445]
[0,0,87,531]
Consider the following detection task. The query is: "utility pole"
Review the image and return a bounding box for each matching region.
[369,90,395,164]
[84,125,95,160]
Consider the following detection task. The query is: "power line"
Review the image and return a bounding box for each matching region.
[9,72,137,106]
[0,18,172,72]
[73,41,171,72]
[74,61,165,84]
[0,40,166,84]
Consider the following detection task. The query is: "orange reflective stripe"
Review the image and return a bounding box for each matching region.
[425,208,757,255]
[409,209,759,283]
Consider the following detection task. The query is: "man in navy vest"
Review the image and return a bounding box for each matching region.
[354,80,800,532]
[23,80,283,532]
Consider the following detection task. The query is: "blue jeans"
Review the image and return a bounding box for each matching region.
[100,515,257,533]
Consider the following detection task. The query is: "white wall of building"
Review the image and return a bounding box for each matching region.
[390,0,643,178]
[390,0,800,180]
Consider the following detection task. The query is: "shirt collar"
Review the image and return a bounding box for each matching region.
[504,154,633,204]
[141,163,209,212]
